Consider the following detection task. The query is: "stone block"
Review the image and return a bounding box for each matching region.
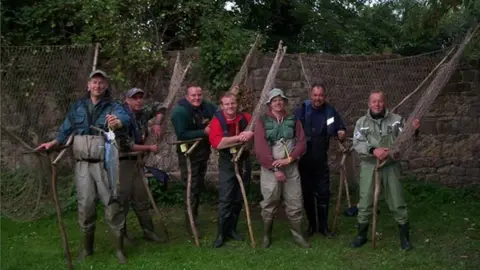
[461,70,477,82]
[451,166,466,176]
[448,72,463,83]
[419,118,437,134]
[425,174,440,183]
[437,165,452,174]
[466,168,480,177]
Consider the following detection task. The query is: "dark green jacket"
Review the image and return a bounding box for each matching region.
[170,98,217,141]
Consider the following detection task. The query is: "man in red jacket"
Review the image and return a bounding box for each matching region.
[209,91,253,248]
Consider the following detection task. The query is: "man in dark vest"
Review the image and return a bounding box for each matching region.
[208,91,253,248]
[295,83,346,237]
[170,84,217,234]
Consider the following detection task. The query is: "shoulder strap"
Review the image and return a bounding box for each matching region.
[215,111,229,136]
[239,113,248,131]
[303,100,312,137]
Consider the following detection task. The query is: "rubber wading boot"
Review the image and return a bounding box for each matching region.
[123,223,137,246]
[138,215,164,242]
[213,218,227,248]
[318,204,335,237]
[305,224,315,238]
[290,220,311,248]
[77,231,94,261]
[398,223,413,251]
[304,201,317,237]
[262,219,273,248]
[226,213,244,241]
[112,231,127,264]
[350,223,369,248]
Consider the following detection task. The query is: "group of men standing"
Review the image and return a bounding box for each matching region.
[36,69,419,264]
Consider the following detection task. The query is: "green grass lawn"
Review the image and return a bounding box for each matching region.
[1,180,479,270]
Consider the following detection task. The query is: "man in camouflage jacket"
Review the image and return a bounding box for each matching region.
[117,88,167,243]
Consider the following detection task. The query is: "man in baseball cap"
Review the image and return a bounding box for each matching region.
[36,68,131,264]
[116,87,168,244]
[89,69,109,79]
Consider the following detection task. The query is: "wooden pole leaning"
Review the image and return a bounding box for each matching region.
[230,147,256,248]
[371,159,386,248]
[332,140,352,233]
[183,139,202,247]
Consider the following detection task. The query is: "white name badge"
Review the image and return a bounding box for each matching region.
[327,117,334,126]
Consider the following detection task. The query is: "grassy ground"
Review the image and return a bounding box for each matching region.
[1,180,479,270]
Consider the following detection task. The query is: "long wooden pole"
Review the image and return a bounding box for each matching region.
[234,41,287,162]
[233,158,256,248]
[50,155,73,270]
[185,143,201,247]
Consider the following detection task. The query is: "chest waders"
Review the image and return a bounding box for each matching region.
[371,133,395,248]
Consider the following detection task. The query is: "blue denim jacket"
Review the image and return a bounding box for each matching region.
[55,91,131,144]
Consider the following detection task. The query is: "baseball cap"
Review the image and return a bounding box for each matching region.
[89,69,108,79]
[125,87,145,98]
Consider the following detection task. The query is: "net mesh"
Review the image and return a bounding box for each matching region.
[297,48,452,177]
[0,43,454,221]
[1,45,95,221]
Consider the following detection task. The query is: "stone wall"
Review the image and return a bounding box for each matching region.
[146,49,479,187]
[2,48,478,187]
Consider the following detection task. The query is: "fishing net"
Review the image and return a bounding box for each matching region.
[1,44,95,221]
[389,25,480,160]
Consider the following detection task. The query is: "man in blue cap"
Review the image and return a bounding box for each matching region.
[36,70,131,264]
[117,87,167,243]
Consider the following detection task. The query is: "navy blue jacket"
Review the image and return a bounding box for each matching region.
[55,89,131,144]
[295,100,345,159]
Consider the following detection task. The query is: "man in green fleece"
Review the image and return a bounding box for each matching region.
[170,84,217,234]
[351,90,420,251]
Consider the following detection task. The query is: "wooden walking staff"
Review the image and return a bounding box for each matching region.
[183,138,203,247]
[50,135,74,269]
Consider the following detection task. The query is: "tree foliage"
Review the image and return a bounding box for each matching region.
[1,0,478,91]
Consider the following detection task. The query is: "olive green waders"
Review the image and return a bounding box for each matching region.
[119,158,163,243]
[351,133,412,250]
